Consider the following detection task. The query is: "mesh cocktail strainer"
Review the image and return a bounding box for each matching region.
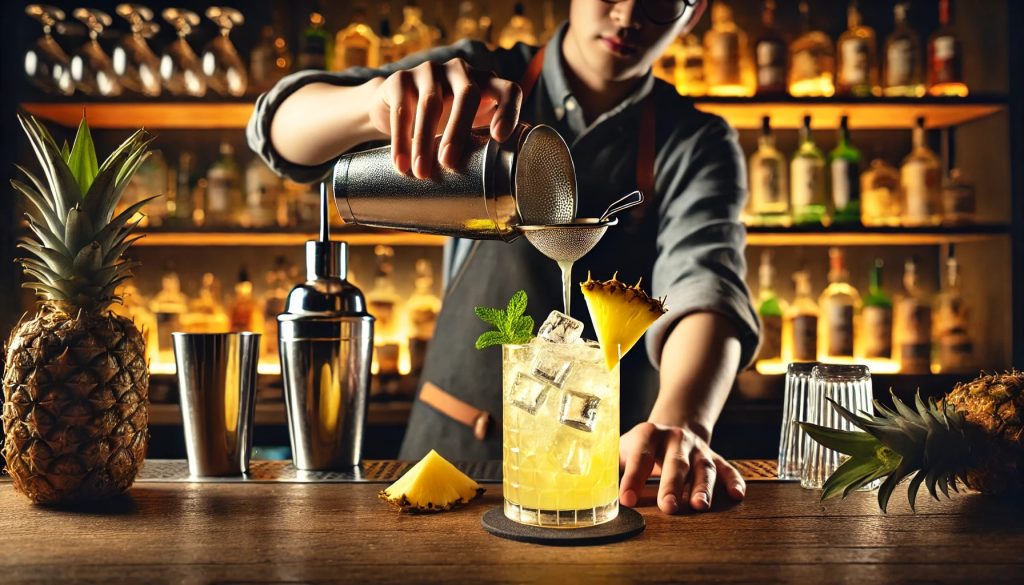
[518,191,645,263]
[513,125,578,226]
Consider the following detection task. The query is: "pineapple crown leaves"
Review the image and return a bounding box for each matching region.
[473,290,535,349]
[12,113,155,311]
[800,391,976,513]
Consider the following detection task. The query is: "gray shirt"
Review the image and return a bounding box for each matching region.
[247,22,761,370]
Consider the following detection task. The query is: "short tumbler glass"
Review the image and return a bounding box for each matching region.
[800,364,875,490]
[778,362,817,480]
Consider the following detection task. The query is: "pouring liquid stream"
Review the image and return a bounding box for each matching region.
[558,260,573,315]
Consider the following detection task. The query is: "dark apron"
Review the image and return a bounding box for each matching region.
[399,48,659,460]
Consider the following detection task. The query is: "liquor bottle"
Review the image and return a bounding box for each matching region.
[128,149,170,227]
[676,34,707,96]
[755,251,785,363]
[498,2,538,49]
[829,116,861,225]
[860,159,902,227]
[191,177,208,228]
[298,12,331,70]
[151,263,188,364]
[942,168,976,224]
[883,2,924,97]
[753,0,786,96]
[836,0,879,97]
[928,0,968,97]
[261,256,293,361]
[901,117,941,226]
[368,245,402,379]
[784,270,819,363]
[229,267,260,333]
[397,2,433,58]
[407,258,441,377]
[243,157,282,229]
[703,1,753,97]
[111,283,159,366]
[934,247,974,372]
[791,115,827,226]
[250,24,292,93]
[182,272,230,333]
[862,259,894,360]
[454,1,480,42]
[167,151,195,228]
[653,34,683,85]
[895,257,932,374]
[206,142,243,227]
[334,5,380,70]
[818,248,861,361]
[788,0,835,97]
[749,116,789,225]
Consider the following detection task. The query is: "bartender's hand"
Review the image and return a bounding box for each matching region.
[368,58,523,179]
[619,422,746,514]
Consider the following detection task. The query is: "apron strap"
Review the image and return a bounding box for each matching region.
[519,46,547,101]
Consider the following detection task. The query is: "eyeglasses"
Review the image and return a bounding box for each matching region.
[600,0,702,26]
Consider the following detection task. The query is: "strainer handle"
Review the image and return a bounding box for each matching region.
[599,190,645,223]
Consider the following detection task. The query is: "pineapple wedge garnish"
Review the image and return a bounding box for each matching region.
[379,450,484,513]
[581,273,667,370]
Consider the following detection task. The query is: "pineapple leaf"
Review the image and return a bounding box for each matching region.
[67,116,99,195]
[11,178,63,238]
[64,206,96,255]
[25,217,71,257]
[892,393,920,421]
[17,241,71,274]
[22,282,64,300]
[799,422,879,458]
[72,243,104,274]
[877,461,916,513]
[907,470,927,512]
[94,196,157,254]
[102,235,146,266]
[61,140,70,162]
[820,457,879,500]
[17,115,81,214]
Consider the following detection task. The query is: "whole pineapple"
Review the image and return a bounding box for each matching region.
[802,371,1023,512]
[2,114,154,504]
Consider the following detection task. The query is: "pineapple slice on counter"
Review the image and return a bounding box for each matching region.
[379,450,484,513]
[581,273,667,370]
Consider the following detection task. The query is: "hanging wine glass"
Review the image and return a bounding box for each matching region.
[202,6,247,97]
[160,8,205,97]
[70,8,122,96]
[113,4,162,97]
[24,5,74,96]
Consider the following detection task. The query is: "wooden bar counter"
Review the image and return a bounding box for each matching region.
[2,464,1022,584]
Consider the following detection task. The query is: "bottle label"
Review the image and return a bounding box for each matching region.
[840,38,870,85]
[862,305,893,358]
[752,157,784,208]
[207,169,230,213]
[899,300,932,372]
[902,160,938,221]
[792,314,818,361]
[345,47,371,69]
[886,40,914,86]
[791,49,822,83]
[756,41,785,88]
[758,314,783,361]
[931,36,961,84]
[827,302,855,357]
[830,158,858,210]
[791,158,823,207]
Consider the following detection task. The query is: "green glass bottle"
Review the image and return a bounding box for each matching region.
[830,115,862,225]
[861,259,893,360]
[791,115,827,225]
[755,251,786,362]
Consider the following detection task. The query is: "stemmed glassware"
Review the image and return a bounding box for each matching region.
[70,8,122,96]
[202,6,247,97]
[160,8,206,97]
[113,4,162,97]
[24,5,74,96]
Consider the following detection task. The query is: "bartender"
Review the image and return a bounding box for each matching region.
[249,0,759,514]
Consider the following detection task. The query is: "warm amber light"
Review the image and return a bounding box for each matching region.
[789,77,836,98]
[929,83,969,97]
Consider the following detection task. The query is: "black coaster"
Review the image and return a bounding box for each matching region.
[481,506,645,546]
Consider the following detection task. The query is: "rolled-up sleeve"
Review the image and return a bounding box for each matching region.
[644,115,761,371]
[246,39,503,183]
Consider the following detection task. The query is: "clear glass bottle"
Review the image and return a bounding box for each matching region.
[703,1,753,97]
[829,116,861,225]
[261,256,293,362]
[206,142,243,227]
[396,2,434,57]
[901,117,941,226]
[755,251,786,363]
[368,245,402,379]
[942,168,976,224]
[791,115,827,226]
[243,157,282,229]
[788,0,835,97]
[860,159,902,227]
[753,0,787,96]
[934,248,974,373]
[928,0,968,97]
[454,1,480,42]
[498,2,537,49]
[896,257,932,374]
[407,258,442,378]
[861,259,894,361]
[784,269,819,363]
[883,2,924,97]
[836,1,879,97]
[228,267,261,333]
[151,264,188,365]
[749,116,789,225]
[818,247,861,361]
[298,12,331,70]
[334,5,380,70]
[182,272,230,333]
[676,34,707,96]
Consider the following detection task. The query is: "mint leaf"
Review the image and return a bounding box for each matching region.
[474,306,505,329]
[473,290,535,349]
[511,315,534,343]
[506,290,527,322]
[475,330,507,350]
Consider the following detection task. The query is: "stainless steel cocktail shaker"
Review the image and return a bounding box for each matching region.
[279,187,374,470]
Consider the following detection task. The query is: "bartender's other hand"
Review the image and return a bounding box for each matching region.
[619,422,746,514]
[369,58,523,179]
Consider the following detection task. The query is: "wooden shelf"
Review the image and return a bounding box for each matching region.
[135,228,446,247]
[745,224,1010,246]
[148,402,411,427]
[21,96,1006,130]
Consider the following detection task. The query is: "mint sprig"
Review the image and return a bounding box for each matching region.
[473,290,535,349]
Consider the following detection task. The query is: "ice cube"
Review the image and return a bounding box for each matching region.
[537,310,584,344]
[509,371,550,415]
[531,351,573,388]
[559,390,601,432]
[550,428,592,475]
